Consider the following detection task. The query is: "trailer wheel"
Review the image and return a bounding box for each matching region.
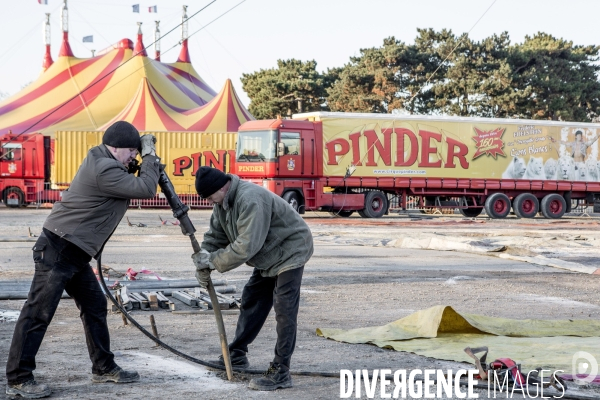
[3,187,24,208]
[540,194,566,219]
[329,210,354,218]
[484,193,510,219]
[458,197,482,217]
[282,191,301,213]
[512,193,539,218]
[361,191,388,218]
[459,207,483,218]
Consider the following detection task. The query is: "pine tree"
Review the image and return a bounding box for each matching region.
[509,33,600,121]
[241,59,329,119]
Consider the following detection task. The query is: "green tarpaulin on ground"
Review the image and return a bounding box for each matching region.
[316,305,600,372]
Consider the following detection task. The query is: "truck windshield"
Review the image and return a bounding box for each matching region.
[0,143,22,161]
[236,130,277,162]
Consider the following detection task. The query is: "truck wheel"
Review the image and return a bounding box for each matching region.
[540,194,566,219]
[361,191,388,218]
[3,187,24,208]
[459,207,483,218]
[512,193,539,218]
[458,197,482,217]
[484,193,510,219]
[329,210,354,218]
[282,191,301,213]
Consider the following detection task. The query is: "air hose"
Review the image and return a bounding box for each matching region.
[96,255,338,378]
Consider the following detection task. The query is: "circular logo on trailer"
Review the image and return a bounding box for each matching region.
[287,159,295,170]
[8,163,16,174]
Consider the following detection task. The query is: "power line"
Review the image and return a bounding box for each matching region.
[164,0,246,51]
[0,1,63,66]
[8,0,249,135]
[406,0,497,106]
[8,0,218,140]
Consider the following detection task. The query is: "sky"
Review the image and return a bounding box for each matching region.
[0,0,598,107]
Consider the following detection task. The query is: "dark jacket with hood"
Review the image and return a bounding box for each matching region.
[43,144,161,258]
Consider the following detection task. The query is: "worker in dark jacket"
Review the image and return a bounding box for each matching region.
[192,166,314,391]
[5,121,161,399]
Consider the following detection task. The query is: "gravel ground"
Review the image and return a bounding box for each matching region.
[0,208,599,399]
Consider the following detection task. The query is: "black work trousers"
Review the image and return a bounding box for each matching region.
[6,229,116,385]
[229,266,304,369]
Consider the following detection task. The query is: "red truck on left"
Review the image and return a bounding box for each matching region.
[0,132,60,208]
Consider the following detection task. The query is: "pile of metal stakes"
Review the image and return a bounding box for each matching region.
[107,279,241,316]
[0,279,241,315]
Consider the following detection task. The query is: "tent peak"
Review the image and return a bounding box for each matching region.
[118,39,133,50]
[134,22,147,57]
[42,13,53,71]
[42,45,54,70]
[59,31,74,57]
[177,39,191,63]
[58,0,73,57]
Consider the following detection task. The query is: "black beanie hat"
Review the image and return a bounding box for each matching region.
[195,166,230,198]
[102,121,141,150]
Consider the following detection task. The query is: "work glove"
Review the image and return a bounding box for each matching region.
[192,249,215,288]
[195,268,212,289]
[140,134,157,157]
[127,159,141,175]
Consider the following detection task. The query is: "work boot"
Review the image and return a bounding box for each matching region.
[214,349,250,369]
[91,366,140,383]
[6,380,51,399]
[248,362,293,391]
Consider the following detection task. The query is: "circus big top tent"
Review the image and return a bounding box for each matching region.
[0,3,253,190]
[0,3,253,137]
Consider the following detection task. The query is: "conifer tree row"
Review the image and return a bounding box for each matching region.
[241,30,600,122]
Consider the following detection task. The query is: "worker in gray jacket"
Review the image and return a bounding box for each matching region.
[6,121,161,399]
[192,166,313,391]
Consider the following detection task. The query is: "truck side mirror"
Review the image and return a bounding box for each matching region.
[277,142,285,157]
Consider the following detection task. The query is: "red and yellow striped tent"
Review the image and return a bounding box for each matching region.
[100,78,254,132]
[0,32,242,136]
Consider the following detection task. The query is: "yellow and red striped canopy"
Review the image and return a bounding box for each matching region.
[100,78,253,132]
[0,35,253,136]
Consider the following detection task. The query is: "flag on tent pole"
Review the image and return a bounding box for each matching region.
[38,0,48,4]
[82,35,93,43]
[132,4,139,13]
[148,5,157,13]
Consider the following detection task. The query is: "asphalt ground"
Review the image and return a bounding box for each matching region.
[0,208,599,399]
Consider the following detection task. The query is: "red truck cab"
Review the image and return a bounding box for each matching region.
[235,118,367,215]
[0,132,55,207]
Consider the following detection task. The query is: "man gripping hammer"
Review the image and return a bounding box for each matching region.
[192,166,313,391]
